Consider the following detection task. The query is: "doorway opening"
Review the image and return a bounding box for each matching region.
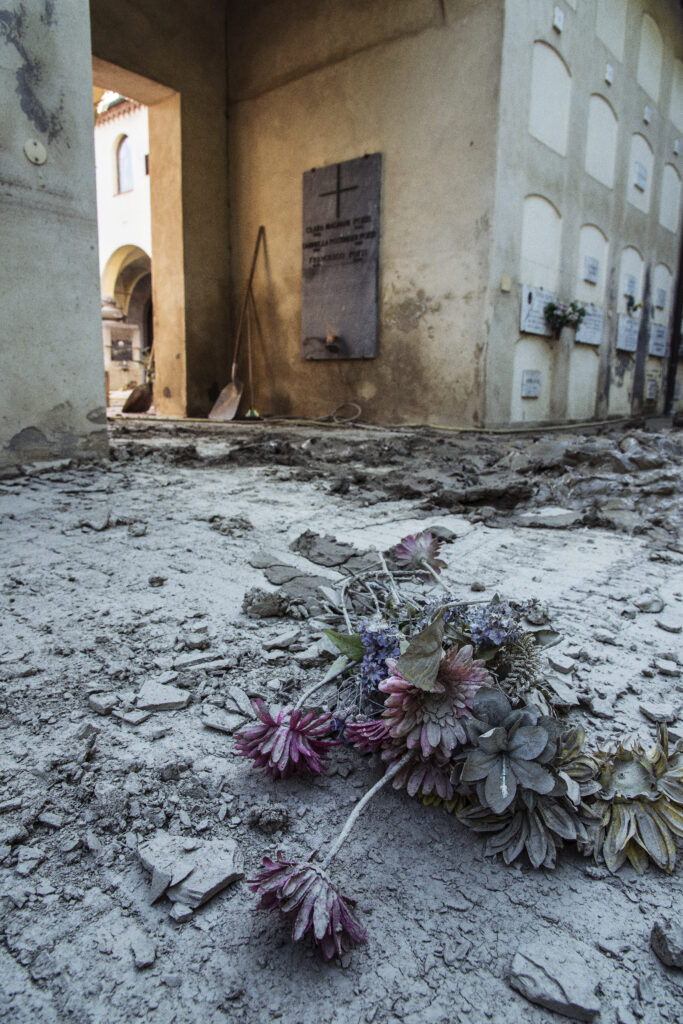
[91,57,185,418]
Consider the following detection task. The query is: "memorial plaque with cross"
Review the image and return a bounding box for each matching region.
[301,153,381,359]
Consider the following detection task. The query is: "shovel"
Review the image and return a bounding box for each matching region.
[209,226,265,421]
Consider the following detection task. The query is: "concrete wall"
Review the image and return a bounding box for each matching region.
[226,0,503,426]
[90,0,232,417]
[0,0,107,466]
[485,0,683,427]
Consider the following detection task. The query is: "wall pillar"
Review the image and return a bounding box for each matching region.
[0,0,108,466]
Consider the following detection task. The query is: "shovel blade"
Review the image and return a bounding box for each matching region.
[208,379,243,421]
[122,383,153,413]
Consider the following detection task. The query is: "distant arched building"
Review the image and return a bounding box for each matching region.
[94,93,153,377]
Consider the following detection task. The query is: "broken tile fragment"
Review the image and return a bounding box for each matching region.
[548,653,575,675]
[169,903,193,923]
[639,701,678,725]
[656,615,682,634]
[88,692,118,716]
[149,867,172,904]
[202,711,245,735]
[138,830,244,909]
[130,930,156,969]
[227,685,255,718]
[654,658,679,677]
[651,918,683,968]
[509,938,600,1021]
[136,681,190,712]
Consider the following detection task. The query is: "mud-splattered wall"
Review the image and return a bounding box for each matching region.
[226,0,503,427]
[0,0,107,466]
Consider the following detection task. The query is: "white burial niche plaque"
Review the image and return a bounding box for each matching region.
[616,315,640,353]
[649,323,668,358]
[521,370,542,398]
[575,305,604,346]
[520,285,555,337]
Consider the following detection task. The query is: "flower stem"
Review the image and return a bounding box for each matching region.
[421,559,449,592]
[294,659,349,709]
[378,551,401,605]
[321,752,413,869]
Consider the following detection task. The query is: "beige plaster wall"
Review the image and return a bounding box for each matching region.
[226,0,503,427]
[485,0,683,427]
[90,0,232,416]
[0,0,107,466]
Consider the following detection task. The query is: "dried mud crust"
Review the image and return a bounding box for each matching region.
[0,419,681,1024]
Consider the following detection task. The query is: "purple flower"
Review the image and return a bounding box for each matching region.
[249,853,367,960]
[394,531,447,575]
[359,626,401,691]
[235,700,336,779]
[345,716,391,754]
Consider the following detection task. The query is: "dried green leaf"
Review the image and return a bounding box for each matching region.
[538,801,578,841]
[511,758,555,795]
[525,810,548,869]
[395,610,445,691]
[322,630,364,663]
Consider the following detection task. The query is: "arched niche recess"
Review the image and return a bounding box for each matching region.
[528,42,571,156]
[596,0,626,61]
[619,246,644,315]
[576,224,609,306]
[520,195,562,292]
[652,264,672,323]
[585,95,618,188]
[637,14,663,102]
[670,60,683,133]
[659,164,682,232]
[628,134,654,214]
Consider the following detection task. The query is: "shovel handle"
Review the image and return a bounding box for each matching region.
[231,226,265,375]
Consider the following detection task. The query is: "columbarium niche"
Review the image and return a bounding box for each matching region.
[528,43,571,156]
[585,96,618,189]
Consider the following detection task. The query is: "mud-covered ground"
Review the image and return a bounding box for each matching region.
[1,417,682,1024]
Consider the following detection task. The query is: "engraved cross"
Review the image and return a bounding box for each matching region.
[319,163,358,219]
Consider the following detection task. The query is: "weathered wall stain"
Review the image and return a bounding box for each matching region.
[0,2,65,142]
[383,288,442,333]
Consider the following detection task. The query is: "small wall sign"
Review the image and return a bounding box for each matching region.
[616,314,640,352]
[624,274,637,298]
[634,162,648,191]
[575,305,604,346]
[646,379,658,400]
[521,370,542,398]
[649,323,668,357]
[655,288,667,310]
[583,257,599,284]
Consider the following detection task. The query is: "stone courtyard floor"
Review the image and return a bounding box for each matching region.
[1,416,682,1024]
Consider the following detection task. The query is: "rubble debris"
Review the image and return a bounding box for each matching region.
[508,938,601,1021]
[136,681,190,712]
[169,903,193,923]
[651,918,683,968]
[242,587,288,618]
[88,692,119,716]
[202,710,245,735]
[639,701,678,724]
[247,803,290,835]
[656,615,682,634]
[138,831,244,908]
[130,930,156,969]
[290,530,359,567]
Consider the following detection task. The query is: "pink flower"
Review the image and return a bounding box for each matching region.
[249,853,367,960]
[345,716,391,754]
[379,645,491,760]
[394,531,447,574]
[235,700,335,779]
